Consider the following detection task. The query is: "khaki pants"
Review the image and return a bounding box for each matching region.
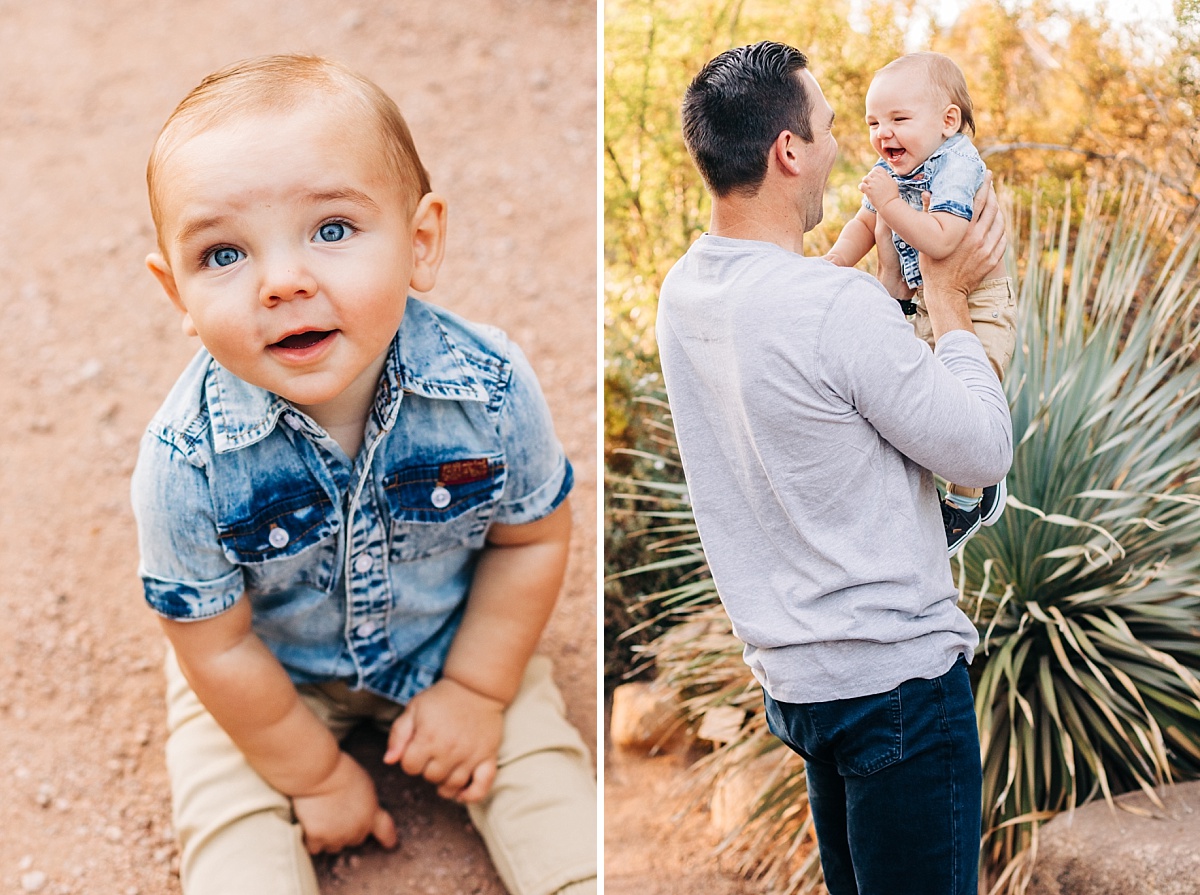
[912,276,1016,383]
[913,276,1017,499]
[164,649,596,895]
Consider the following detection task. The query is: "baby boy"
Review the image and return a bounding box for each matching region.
[826,51,1017,551]
[131,55,596,895]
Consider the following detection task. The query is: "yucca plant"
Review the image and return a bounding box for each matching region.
[961,177,1200,893]
[607,176,1200,894]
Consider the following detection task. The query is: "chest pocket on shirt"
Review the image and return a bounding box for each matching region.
[216,489,340,593]
[383,455,506,562]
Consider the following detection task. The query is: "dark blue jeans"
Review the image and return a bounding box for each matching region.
[763,656,981,895]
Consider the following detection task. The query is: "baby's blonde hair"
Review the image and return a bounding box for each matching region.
[147,54,431,249]
[877,52,975,136]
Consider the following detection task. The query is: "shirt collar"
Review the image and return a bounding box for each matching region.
[206,296,491,453]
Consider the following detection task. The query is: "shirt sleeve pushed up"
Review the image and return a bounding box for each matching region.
[490,340,573,526]
[927,142,986,221]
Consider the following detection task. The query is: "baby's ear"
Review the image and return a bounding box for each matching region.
[942,104,963,137]
[408,193,448,294]
[146,253,198,337]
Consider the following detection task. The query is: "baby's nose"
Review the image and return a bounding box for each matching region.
[259,253,318,304]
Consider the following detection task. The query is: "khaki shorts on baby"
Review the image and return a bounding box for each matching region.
[911,276,1017,382]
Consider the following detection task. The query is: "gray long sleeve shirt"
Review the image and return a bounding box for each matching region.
[656,234,1012,702]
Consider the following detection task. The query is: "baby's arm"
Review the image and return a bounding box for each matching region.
[825,206,878,267]
[161,598,396,854]
[860,166,969,260]
[384,499,572,802]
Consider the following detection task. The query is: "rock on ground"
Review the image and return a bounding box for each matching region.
[609,681,685,751]
[1027,780,1200,895]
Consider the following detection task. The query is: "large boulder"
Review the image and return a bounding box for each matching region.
[1027,780,1200,895]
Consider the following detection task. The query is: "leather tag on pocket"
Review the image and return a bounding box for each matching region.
[438,458,491,485]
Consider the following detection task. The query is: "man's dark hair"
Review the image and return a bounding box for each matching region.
[681,41,813,197]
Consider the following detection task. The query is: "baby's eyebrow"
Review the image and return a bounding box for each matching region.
[306,187,380,210]
[175,214,228,246]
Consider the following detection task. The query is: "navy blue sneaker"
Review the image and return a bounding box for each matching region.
[980,477,1007,527]
[943,498,982,554]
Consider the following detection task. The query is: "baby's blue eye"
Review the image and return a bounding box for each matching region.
[316,221,351,242]
[206,247,244,268]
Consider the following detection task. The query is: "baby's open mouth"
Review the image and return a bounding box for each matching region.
[885,147,905,163]
[272,330,334,350]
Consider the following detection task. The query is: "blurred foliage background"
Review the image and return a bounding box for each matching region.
[605,1,1200,891]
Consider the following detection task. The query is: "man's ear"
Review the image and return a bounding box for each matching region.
[408,193,448,294]
[146,252,198,337]
[773,130,804,177]
[942,104,962,137]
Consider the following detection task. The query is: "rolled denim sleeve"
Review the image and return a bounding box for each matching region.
[927,146,985,221]
[491,341,573,525]
[130,430,243,620]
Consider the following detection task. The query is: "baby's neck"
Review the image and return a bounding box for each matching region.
[290,352,391,460]
[322,418,369,459]
[291,379,381,460]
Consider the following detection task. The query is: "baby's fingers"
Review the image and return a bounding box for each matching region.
[436,763,475,801]
[372,808,398,850]
[455,758,498,804]
[384,711,416,765]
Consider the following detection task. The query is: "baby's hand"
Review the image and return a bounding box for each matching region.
[860,167,900,212]
[384,677,504,803]
[292,751,397,855]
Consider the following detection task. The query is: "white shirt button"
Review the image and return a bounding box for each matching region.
[355,621,378,637]
[268,527,290,548]
[353,554,374,574]
[431,486,451,509]
[283,413,302,430]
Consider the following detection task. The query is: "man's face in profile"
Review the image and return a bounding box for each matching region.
[792,68,838,233]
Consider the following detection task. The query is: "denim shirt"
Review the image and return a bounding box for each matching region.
[131,297,573,705]
[863,133,986,289]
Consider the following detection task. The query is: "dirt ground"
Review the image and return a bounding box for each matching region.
[0,2,596,893]
[603,718,769,895]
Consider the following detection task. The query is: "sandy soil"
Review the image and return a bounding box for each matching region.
[603,728,768,895]
[0,2,596,893]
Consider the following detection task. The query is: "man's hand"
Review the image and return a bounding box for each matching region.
[384,677,504,803]
[860,166,900,213]
[291,751,397,855]
[919,173,1005,299]
[873,204,915,301]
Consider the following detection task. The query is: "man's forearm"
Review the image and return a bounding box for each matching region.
[918,175,1005,343]
[922,283,976,342]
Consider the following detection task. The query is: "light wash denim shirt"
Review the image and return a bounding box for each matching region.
[131,297,572,704]
[863,132,986,289]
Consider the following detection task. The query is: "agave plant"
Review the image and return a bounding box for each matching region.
[960,178,1200,893]
[608,176,1200,894]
